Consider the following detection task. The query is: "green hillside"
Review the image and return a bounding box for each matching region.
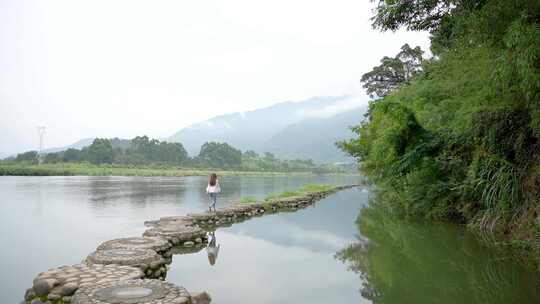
[341,0,540,248]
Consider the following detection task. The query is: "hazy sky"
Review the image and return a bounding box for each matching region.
[0,0,429,155]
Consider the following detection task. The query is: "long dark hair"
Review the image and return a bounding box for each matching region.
[209,173,217,186]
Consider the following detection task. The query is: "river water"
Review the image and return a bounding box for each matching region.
[1,175,539,303]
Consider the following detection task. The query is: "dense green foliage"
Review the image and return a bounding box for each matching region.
[41,136,189,166]
[114,136,189,165]
[361,44,424,98]
[87,138,113,164]
[341,0,540,243]
[197,142,242,168]
[15,151,38,163]
[8,137,349,174]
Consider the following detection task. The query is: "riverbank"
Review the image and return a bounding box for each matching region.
[336,0,540,273]
[0,163,355,177]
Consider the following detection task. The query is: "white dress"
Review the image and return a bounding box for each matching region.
[206,180,221,193]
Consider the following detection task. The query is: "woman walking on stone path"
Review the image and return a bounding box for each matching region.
[206,173,221,212]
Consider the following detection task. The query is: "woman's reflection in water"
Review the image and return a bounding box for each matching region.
[206,231,220,266]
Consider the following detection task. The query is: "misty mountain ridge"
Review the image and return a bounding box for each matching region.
[263,108,365,162]
[21,95,366,163]
[167,95,366,162]
[42,138,96,154]
[41,138,133,154]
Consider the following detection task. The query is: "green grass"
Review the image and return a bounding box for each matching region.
[299,183,334,193]
[256,183,337,203]
[265,191,302,201]
[239,196,258,204]
[0,162,344,177]
[265,184,335,200]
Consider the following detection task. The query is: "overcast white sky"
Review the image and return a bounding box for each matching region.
[0,0,430,155]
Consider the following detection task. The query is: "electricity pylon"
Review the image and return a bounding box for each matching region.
[37,126,46,164]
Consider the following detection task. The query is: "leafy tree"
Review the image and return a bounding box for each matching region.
[62,148,81,162]
[87,138,113,164]
[370,0,489,32]
[243,150,259,158]
[371,0,456,32]
[263,152,276,160]
[157,142,188,164]
[44,152,61,163]
[129,136,153,161]
[113,136,188,165]
[361,44,424,98]
[15,151,38,162]
[198,142,242,168]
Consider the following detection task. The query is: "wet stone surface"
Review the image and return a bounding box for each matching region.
[86,249,163,268]
[97,237,171,254]
[72,279,191,304]
[85,249,168,280]
[143,225,207,246]
[26,264,143,303]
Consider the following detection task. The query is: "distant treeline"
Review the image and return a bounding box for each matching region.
[9,136,348,173]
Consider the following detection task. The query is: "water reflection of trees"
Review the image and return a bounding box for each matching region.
[87,177,190,206]
[335,206,540,304]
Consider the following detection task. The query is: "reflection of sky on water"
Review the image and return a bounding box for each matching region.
[168,189,371,303]
[0,175,362,304]
[170,232,369,304]
[229,189,368,253]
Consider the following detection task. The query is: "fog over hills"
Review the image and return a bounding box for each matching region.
[14,96,366,163]
[167,95,366,162]
[263,107,366,162]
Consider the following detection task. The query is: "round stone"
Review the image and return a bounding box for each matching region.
[97,237,171,253]
[33,279,57,296]
[191,291,212,304]
[86,248,163,268]
[72,279,190,304]
[143,225,206,242]
[60,282,79,296]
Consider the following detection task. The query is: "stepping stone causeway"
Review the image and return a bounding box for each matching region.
[22,184,359,304]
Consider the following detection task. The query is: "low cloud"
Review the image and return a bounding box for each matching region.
[298,95,368,119]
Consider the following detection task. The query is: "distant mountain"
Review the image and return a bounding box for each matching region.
[262,107,365,162]
[40,137,131,154]
[42,138,95,154]
[166,95,366,163]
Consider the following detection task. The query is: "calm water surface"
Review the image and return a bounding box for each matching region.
[1,175,539,304]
